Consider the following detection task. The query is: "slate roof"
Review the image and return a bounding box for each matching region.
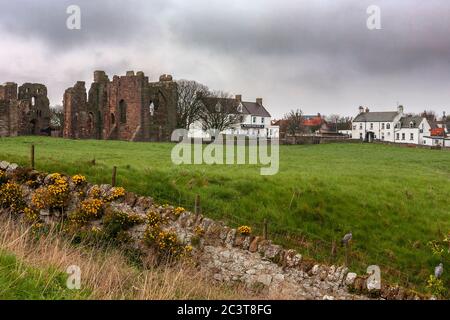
[353,111,399,122]
[241,101,271,117]
[200,97,271,117]
[399,115,423,128]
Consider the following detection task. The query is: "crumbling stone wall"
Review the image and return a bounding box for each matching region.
[0,161,428,300]
[0,82,51,137]
[63,71,177,142]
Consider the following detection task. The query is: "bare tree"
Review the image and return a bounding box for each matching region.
[176,80,209,129]
[50,105,64,129]
[199,91,240,134]
[283,109,304,135]
[421,110,437,122]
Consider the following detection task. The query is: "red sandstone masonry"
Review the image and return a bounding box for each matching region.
[63,71,178,142]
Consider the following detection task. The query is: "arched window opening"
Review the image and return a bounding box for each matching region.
[119,100,127,124]
[111,113,116,125]
[149,101,155,116]
[31,97,36,106]
[87,112,94,134]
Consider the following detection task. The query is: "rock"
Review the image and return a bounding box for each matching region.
[283,249,302,268]
[224,229,237,248]
[219,226,230,241]
[273,274,285,283]
[234,235,244,247]
[264,244,282,261]
[124,192,137,207]
[323,295,335,300]
[7,163,18,171]
[0,161,10,170]
[311,264,320,275]
[345,272,357,286]
[249,236,261,252]
[135,196,153,210]
[256,274,272,287]
[242,236,251,250]
[200,218,213,232]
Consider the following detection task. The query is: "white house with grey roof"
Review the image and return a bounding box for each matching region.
[352,106,404,142]
[351,105,431,144]
[188,95,278,139]
[395,115,431,145]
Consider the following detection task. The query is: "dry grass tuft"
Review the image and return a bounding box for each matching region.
[0,216,254,300]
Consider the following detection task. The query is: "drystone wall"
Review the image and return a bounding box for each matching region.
[0,160,427,300]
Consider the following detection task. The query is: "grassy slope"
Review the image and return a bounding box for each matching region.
[1,136,449,291]
[0,250,87,300]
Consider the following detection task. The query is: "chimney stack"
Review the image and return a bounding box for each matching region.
[365,107,370,113]
[235,94,242,102]
[398,105,404,114]
[256,98,263,106]
[359,106,364,114]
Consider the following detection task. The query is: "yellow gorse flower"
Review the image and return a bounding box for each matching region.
[0,182,24,213]
[104,187,126,202]
[72,174,86,185]
[174,207,185,216]
[80,198,104,217]
[237,225,252,235]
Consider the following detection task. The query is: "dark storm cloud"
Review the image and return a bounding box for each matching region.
[168,0,450,76]
[1,0,450,116]
[0,0,168,48]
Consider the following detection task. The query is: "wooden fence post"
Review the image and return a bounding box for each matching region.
[263,219,268,240]
[345,243,351,267]
[30,144,35,170]
[195,194,201,215]
[111,166,117,187]
[331,239,337,262]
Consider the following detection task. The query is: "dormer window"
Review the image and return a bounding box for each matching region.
[215,102,222,112]
[237,103,243,113]
[409,121,414,128]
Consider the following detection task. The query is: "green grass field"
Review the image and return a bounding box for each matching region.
[1,136,449,292]
[0,250,87,300]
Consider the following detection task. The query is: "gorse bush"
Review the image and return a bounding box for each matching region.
[102,208,143,240]
[31,173,70,211]
[0,182,25,214]
[0,169,6,185]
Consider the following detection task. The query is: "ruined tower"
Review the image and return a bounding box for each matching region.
[63,71,178,142]
[0,82,50,137]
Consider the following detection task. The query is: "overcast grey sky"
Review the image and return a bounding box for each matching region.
[1,0,450,118]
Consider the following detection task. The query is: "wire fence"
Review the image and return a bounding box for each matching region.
[167,192,416,290]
